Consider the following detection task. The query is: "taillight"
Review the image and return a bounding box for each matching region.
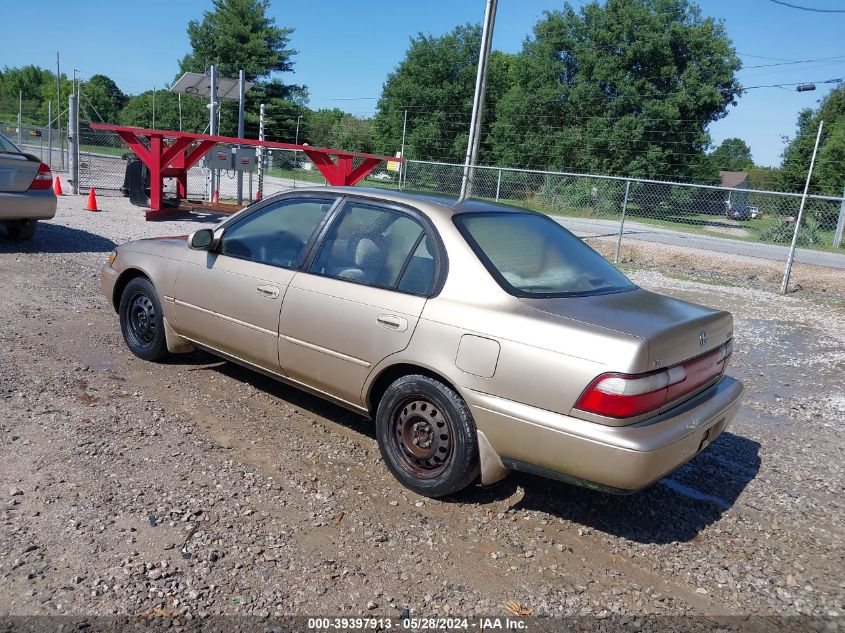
[28,163,53,190]
[575,340,732,419]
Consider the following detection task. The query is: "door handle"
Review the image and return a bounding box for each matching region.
[256,284,280,299]
[377,314,408,332]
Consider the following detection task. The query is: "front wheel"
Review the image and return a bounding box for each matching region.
[376,375,480,497]
[5,220,37,240]
[118,277,169,362]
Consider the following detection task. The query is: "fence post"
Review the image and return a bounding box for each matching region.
[47,101,52,169]
[68,93,78,195]
[495,168,502,201]
[614,180,631,264]
[257,103,265,199]
[781,121,824,294]
[399,109,407,191]
[833,186,845,249]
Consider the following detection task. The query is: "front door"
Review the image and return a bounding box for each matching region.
[173,195,337,372]
[278,200,438,407]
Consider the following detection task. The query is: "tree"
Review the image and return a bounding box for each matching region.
[179,0,297,82]
[371,24,515,163]
[778,85,845,196]
[80,75,127,124]
[0,65,55,124]
[303,108,346,148]
[489,0,740,182]
[177,0,305,139]
[710,138,754,171]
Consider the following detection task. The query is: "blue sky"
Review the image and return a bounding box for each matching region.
[3,0,844,166]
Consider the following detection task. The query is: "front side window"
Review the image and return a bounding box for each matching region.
[310,202,433,293]
[219,197,335,268]
[455,212,636,297]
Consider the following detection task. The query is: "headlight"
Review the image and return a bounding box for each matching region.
[107,251,117,267]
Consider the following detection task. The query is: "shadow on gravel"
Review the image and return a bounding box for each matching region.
[179,354,761,544]
[466,431,761,544]
[0,223,116,253]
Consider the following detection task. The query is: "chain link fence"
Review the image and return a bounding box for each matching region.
[2,120,68,170]
[401,160,845,284]
[49,125,845,291]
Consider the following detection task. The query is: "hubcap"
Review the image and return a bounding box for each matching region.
[392,398,452,479]
[128,292,157,346]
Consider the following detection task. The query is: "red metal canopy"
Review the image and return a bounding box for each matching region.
[89,124,403,220]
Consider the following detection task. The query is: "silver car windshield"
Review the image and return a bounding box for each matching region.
[455,212,636,297]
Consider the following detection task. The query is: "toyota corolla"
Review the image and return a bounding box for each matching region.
[101,188,744,498]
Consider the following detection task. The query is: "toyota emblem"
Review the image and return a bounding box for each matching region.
[699,331,708,347]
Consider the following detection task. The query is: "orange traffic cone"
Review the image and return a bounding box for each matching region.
[86,188,99,212]
[212,190,220,204]
[53,176,63,196]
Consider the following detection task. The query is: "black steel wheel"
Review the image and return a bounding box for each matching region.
[376,375,479,497]
[118,277,169,362]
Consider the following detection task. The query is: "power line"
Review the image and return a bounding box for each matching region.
[767,0,845,12]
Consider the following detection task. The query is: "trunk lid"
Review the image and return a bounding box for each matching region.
[0,151,40,193]
[520,288,733,372]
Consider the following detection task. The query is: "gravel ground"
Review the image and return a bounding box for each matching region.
[0,195,843,627]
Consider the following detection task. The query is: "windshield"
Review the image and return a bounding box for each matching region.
[454,212,636,297]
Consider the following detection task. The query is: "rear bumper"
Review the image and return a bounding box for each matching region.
[464,376,744,492]
[0,190,57,221]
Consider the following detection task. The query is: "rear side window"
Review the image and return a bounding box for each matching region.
[310,202,434,294]
[220,198,334,268]
[0,134,21,154]
[455,212,636,297]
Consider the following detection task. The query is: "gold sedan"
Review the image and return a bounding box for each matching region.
[101,188,743,498]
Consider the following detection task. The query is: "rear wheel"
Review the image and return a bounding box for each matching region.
[376,375,479,497]
[119,277,169,362]
[5,220,37,241]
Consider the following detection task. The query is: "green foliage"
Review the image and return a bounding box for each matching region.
[0,65,68,126]
[760,219,823,246]
[179,0,297,83]
[710,137,754,171]
[301,109,374,152]
[778,86,845,196]
[746,166,780,191]
[80,75,127,124]
[489,0,740,181]
[371,24,514,163]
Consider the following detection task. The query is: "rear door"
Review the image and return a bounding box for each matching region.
[173,195,338,372]
[0,135,38,192]
[278,199,439,407]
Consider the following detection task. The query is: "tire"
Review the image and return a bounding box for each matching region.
[375,374,480,497]
[118,277,169,362]
[5,220,37,241]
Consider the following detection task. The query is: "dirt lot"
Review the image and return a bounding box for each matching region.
[1,195,843,626]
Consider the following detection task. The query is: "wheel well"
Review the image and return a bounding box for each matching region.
[367,363,457,417]
[112,269,149,311]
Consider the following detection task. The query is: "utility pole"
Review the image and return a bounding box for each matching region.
[151,86,156,129]
[68,93,78,195]
[399,109,408,190]
[208,64,218,200]
[56,52,64,170]
[178,93,182,131]
[17,91,22,145]
[257,103,265,200]
[236,69,246,205]
[781,120,824,294]
[460,0,498,201]
[47,101,52,169]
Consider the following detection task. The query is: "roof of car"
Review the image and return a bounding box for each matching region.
[292,186,531,219]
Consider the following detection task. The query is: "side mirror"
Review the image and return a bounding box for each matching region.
[188,228,214,250]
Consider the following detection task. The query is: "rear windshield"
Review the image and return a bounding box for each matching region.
[0,134,21,154]
[454,212,636,297]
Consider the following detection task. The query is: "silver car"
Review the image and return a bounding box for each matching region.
[0,133,57,240]
[101,188,744,498]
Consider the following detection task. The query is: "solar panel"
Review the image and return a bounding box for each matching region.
[169,72,253,101]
